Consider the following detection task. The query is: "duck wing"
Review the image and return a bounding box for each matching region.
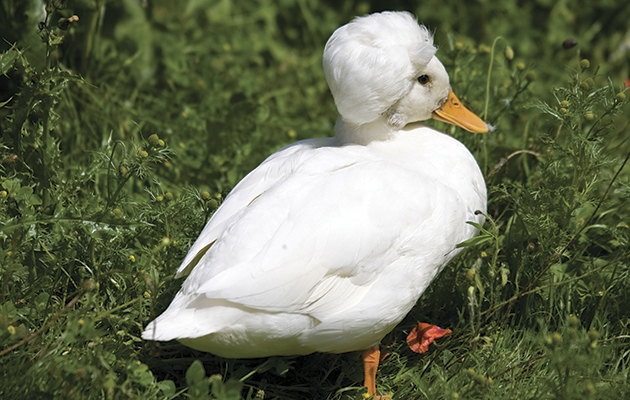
[176,137,335,278]
[178,147,456,321]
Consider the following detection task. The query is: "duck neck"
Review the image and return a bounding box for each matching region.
[334,116,395,146]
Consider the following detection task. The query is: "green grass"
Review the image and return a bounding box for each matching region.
[1,0,629,399]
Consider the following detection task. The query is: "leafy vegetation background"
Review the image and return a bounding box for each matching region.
[1,0,629,399]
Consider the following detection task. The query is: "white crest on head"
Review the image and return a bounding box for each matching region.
[323,11,437,126]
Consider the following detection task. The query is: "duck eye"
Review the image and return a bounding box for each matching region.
[417,75,430,85]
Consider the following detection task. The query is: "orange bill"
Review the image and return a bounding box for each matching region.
[431,90,488,133]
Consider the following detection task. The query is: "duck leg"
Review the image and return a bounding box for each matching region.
[361,346,390,399]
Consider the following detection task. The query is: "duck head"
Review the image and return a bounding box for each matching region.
[323,11,488,144]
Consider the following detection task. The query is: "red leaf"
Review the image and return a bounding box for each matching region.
[406,323,452,353]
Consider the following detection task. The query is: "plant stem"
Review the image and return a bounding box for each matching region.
[483,37,503,121]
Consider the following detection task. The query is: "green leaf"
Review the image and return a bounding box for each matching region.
[14,186,34,202]
[0,96,12,108]
[0,46,20,75]
[456,234,493,248]
[1,301,19,322]
[34,292,49,311]
[158,380,176,397]
[186,359,207,385]
[2,179,21,193]
[465,221,485,231]
[500,266,510,287]
[211,377,243,400]
[186,360,210,399]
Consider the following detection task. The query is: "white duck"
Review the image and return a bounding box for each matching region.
[143,11,487,397]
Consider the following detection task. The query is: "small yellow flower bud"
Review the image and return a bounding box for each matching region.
[206,199,219,210]
[113,208,122,218]
[588,329,600,342]
[516,62,525,70]
[164,192,173,201]
[474,374,488,385]
[585,111,595,121]
[82,279,99,292]
[148,134,160,146]
[552,332,563,346]
[143,291,151,298]
[579,59,590,69]
[158,139,165,147]
[162,237,171,246]
[526,70,537,82]
[129,255,135,262]
[0,190,7,198]
[466,269,476,280]
[287,129,297,139]
[139,150,149,158]
[616,92,627,102]
[560,100,570,108]
[455,42,464,50]
[7,326,16,335]
[156,195,164,202]
[504,45,514,60]
[584,78,594,89]
[466,368,476,378]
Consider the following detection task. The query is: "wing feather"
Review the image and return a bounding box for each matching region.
[176,137,335,277]
[181,155,444,322]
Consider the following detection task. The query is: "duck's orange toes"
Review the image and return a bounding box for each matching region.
[406,323,452,353]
